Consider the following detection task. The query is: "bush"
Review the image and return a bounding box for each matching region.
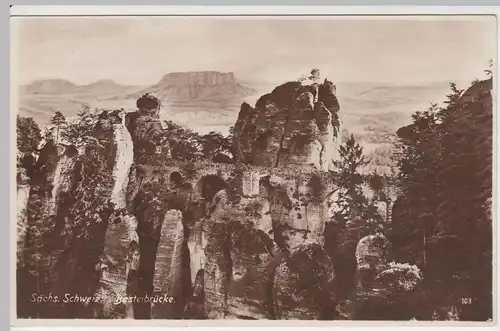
[376,262,423,292]
[136,93,162,110]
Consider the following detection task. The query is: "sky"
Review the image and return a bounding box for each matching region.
[12,16,497,86]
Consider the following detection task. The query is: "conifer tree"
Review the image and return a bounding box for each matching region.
[393,74,493,320]
[332,134,382,235]
[50,111,66,143]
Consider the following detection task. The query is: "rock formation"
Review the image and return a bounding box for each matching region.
[16,156,31,270]
[352,234,391,320]
[97,211,139,318]
[232,79,340,171]
[17,78,345,320]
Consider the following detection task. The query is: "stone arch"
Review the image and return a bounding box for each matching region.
[194,174,228,202]
[169,171,184,187]
[258,175,273,195]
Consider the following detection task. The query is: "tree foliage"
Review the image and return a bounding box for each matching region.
[298,68,321,83]
[392,73,493,320]
[376,262,423,292]
[332,134,383,234]
[136,93,162,110]
[161,120,233,163]
[50,111,66,126]
[325,133,385,303]
[17,115,42,154]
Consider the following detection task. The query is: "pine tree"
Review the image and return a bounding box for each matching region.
[325,134,384,303]
[50,111,66,126]
[332,134,382,234]
[64,105,98,143]
[438,82,464,120]
[393,75,493,320]
[50,111,66,143]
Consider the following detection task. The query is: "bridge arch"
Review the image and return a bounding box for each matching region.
[194,174,228,202]
[169,171,184,187]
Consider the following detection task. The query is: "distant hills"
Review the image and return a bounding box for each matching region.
[17,71,466,140]
[20,78,142,96]
[17,72,258,131]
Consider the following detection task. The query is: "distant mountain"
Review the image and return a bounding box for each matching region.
[124,71,256,105]
[75,79,143,95]
[17,72,467,140]
[20,79,142,96]
[17,72,258,128]
[21,79,78,95]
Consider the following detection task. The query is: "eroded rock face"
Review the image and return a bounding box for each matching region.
[266,174,332,252]
[153,210,183,296]
[355,234,390,273]
[22,141,80,317]
[233,79,340,171]
[97,212,139,318]
[18,111,137,318]
[111,111,134,210]
[17,162,31,270]
[151,210,184,319]
[171,169,338,320]
[196,190,276,319]
[126,101,166,167]
[18,82,345,320]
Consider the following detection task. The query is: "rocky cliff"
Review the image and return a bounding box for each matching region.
[17,79,371,320]
[232,79,341,171]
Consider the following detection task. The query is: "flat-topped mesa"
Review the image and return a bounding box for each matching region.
[157,71,236,87]
[232,78,340,171]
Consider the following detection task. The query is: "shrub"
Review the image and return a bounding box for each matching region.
[137,93,162,110]
[376,262,423,292]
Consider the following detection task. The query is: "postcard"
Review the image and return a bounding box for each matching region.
[10,5,497,326]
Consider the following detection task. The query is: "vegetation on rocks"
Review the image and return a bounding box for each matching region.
[16,62,493,321]
[387,70,493,320]
[161,120,233,163]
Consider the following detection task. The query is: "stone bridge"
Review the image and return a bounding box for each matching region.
[125,159,341,319]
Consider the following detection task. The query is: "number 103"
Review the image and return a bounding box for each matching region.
[461,298,472,304]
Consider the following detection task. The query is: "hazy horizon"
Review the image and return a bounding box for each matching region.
[12,16,496,87]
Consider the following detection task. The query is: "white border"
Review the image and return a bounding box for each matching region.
[9,5,499,328]
[8,5,500,16]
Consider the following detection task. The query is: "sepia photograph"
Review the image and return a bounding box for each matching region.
[11,11,496,323]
